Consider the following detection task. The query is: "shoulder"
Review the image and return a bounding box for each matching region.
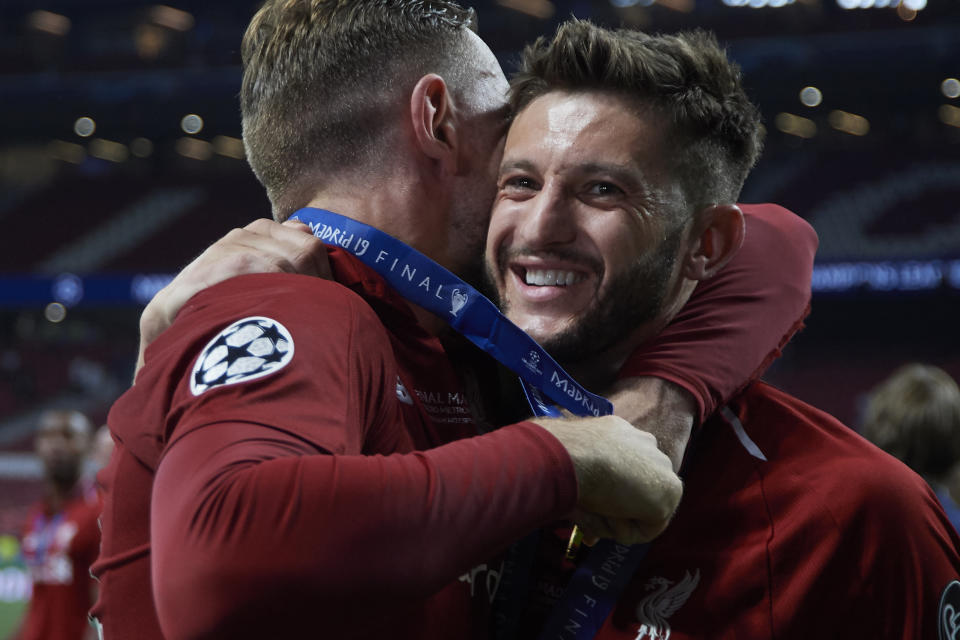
[743,382,960,559]
[145,273,391,372]
[739,203,816,238]
[738,203,819,261]
[183,272,382,328]
[116,273,400,465]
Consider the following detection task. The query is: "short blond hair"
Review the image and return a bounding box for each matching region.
[240,0,476,218]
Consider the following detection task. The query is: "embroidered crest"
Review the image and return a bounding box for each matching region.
[191,316,294,396]
[634,570,700,640]
[941,580,960,640]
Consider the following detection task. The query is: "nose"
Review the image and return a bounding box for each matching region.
[514,182,577,249]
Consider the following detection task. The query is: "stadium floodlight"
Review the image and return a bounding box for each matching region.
[943,79,960,99]
[800,87,823,107]
[180,114,204,135]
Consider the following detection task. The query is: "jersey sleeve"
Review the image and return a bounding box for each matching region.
[139,274,578,638]
[618,203,818,423]
[112,272,396,468]
[150,420,575,638]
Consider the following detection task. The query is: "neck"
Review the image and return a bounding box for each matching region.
[563,335,656,391]
[45,479,75,512]
[306,178,451,337]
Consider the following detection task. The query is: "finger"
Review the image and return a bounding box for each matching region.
[245,219,331,278]
[212,228,313,275]
[572,510,615,541]
[281,219,311,231]
[573,511,663,546]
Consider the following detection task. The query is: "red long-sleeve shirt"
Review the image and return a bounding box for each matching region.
[586,383,960,639]
[91,203,817,639]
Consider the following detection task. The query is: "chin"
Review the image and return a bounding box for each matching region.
[516,316,574,350]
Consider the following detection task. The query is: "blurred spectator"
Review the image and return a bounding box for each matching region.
[15,411,100,640]
[861,364,960,532]
[79,425,114,500]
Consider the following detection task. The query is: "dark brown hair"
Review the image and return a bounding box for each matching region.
[861,364,960,479]
[510,21,763,212]
[241,0,476,217]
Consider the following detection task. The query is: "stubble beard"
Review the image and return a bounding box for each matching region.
[486,229,681,371]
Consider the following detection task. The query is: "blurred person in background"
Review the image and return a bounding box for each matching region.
[77,425,114,500]
[16,410,100,640]
[861,363,960,532]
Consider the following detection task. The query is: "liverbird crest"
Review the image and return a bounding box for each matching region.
[633,570,701,640]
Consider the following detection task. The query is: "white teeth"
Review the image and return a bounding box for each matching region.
[524,269,583,286]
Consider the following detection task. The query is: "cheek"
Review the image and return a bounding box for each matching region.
[485,210,513,273]
[606,215,656,261]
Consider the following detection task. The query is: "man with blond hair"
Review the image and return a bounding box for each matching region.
[93,2,818,639]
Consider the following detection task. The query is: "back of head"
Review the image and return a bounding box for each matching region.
[861,364,960,480]
[509,21,763,215]
[241,0,476,218]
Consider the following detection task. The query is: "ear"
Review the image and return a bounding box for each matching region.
[681,204,745,281]
[409,73,459,175]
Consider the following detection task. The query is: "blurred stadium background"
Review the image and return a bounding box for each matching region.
[0,0,957,634]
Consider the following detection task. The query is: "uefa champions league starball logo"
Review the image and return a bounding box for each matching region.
[190,316,294,396]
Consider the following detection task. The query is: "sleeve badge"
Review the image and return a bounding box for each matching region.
[941,579,960,640]
[190,316,294,396]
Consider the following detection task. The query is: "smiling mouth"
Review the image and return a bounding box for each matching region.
[519,268,586,287]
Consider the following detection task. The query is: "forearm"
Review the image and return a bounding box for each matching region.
[151,420,575,637]
[607,377,696,472]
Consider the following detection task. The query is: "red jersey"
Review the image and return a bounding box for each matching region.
[92,203,818,639]
[539,382,960,639]
[92,251,577,640]
[18,491,100,640]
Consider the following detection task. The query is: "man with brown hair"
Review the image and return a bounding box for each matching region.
[93,3,818,640]
[481,20,960,638]
[862,364,960,532]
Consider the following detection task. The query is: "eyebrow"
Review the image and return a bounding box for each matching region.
[498,159,536,175]
[575,162,646,191]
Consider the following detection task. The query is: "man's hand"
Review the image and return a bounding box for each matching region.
[533,414,682,545]
[136,219,330,376]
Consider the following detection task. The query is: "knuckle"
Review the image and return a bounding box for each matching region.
[269,255,296,273]
[245,218,272,232]
[223,251,258,274]
[224,227,247,241]
[298,237,326,261]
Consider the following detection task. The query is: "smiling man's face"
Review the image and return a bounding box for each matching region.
[484,90,689,363]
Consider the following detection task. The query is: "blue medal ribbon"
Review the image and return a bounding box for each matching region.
[290,207,646,640]
[290,208,611,417]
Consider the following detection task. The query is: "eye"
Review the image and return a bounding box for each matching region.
[499,175,539,192]
[586,181,624,197]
